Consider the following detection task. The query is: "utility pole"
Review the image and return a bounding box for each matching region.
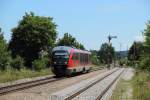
[107,35,117,69]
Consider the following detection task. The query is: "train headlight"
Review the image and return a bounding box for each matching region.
[54,62,56,64]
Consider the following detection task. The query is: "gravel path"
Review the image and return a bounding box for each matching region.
[0,69,107,100]
[122,68,134,81]
[121,68,134,99]
[110,68,135,100]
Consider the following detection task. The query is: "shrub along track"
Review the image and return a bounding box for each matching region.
[0,67,103,96]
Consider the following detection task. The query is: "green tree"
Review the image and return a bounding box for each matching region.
[138,21,150,70]
[9,12,57,67]
[57,33,85,50]
[90,50,100,65]
[32,57,49,71]
[143,21,150,54]
[10,55,24,70]
[75,42,85,50]
[97,43,115,64]
[128,41,144,61]
[0,28,10,70]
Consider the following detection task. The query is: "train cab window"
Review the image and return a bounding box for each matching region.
[52,50,69,64]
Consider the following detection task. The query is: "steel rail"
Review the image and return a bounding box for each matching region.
[0,67,103,96]
[65,68,120,100]
[0,76,65,96]
[96,69,124,100]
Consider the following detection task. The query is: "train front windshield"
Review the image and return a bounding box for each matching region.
[52,51,69,65]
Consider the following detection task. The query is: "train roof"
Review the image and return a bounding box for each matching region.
[73,48,91,54]
[52,46,72,53]
[52,46,91,54]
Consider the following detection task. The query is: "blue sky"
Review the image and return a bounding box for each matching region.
[0,0,150,51]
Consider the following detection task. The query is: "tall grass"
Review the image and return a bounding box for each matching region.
[132,70,150,100]
[110,79,132,100]
[111,70,150,100]
[0,68,53,83]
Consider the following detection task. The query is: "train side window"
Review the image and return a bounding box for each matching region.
[89,54,91,62]
[72,53,75,60]
[85,54,88,63]
[84,54,85,63]
[83,53,85,64]
[87,54,89,63]
[80,53,82,63]
[72,52,78,60]
[80,53,83,64]
[79,53,81,63]
[82,53,84,64]
[76,53,79,60]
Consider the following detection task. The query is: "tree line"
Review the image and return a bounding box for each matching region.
[128,21,150,71]
[0,12,85,71]
[90,43,115,66]
[0,12,116,71]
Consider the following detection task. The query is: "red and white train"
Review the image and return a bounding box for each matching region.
[51,46,91,76]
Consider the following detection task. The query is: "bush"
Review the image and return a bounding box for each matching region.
[9,12,57,67]
[139,55,150,71]
[0,30,10,70]
[91,56,100,65]
[10,56,24,70]
[32,57,49,71]
[0,53,10,70]
[0,68,52,83]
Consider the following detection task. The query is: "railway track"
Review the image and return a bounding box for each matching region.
[51,68,124,100]
[0,67,103,96]
[95,69,124,100]
[0,76,66,96]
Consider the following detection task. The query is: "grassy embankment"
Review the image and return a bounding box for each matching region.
[0,65,103,83]
[91,64,105,71]
[111,70,150,100]
[0,68,53,83]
